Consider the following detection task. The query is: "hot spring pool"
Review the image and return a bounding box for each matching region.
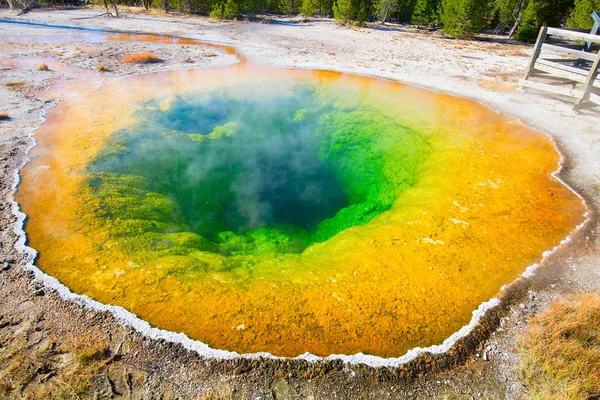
[17,63,586,359]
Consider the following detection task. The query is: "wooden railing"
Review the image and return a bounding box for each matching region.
[519,12,600,109]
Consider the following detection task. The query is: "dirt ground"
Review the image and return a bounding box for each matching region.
[0,8,599,399]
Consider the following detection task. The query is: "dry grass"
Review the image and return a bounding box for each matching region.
[519,292,600,399]
[454,75,472,82]
[37,63,50,71]
[500,47,530,57]
[97,64,110,72]
[183,57,193,63]
[0,113,9,121]
[121,51,162,64]
[476,79,517,93]
[5,81,30,93]
[106,5,171,17]
[4,81,25,87]
[483,66,521,82]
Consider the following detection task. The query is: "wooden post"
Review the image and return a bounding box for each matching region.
[574,52,600,110]
[523,26,548,80]
[584,12,600,52]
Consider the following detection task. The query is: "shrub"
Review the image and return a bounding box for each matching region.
[4,81,25,87]
[120,52,163,64]
[0,113,9,121]
[440,0,491,37]
[37,63,49,71]
[97,64,110,72]
[519,292,600,399]
[568,0,600,28]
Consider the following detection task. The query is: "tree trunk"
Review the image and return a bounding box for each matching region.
[142,0,149,10]
[112,0,119,17]
[162,0,168,12]
[17,0,39,15]
[103,0,111,14]
[509,0,528,38]
[184,0,191,13]
[6,0,13,9]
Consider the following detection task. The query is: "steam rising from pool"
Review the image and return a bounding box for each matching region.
[87,84,426,256]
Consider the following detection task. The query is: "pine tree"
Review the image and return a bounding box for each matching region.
[493,0,519,29]
[513,0,543,40]
[357,0,368,23]
[375,0,396,22]
[397,0,420,21]
[411,0,440,25]
[301,0,317,15]
[514,0,574,41]
[439,0,490,36]
[316,0,335,14]
[333,0,352,21]
[224,0,239,17]
[210,0,239,18]
[568,0,600,28]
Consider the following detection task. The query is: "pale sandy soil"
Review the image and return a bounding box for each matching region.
[0,8,599,399]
